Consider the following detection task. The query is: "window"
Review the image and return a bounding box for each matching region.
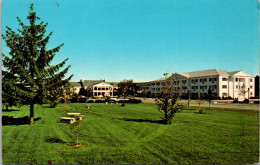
[94,87,97,90]
[156,82,160,85]
[236,85,238,89]
[222,78,228,81]
[191,79,198,83]
[183,86,187,90]
[222,85,227,89]
[250,85,253,89]
[98,87,101,90]
[200,86,207,90]
[250,92,253,95]
[192,86,198,90]
[250,79,253,82]
[151,83,155,86]
[209,77,217,82]
[182,80,187,84]
[209,85,217,89]
[102,88,105,90]
[200,78,207,82]
[235,78,238,82]
[222,93,227,97]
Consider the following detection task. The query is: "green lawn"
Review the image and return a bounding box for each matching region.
[2,103,259,164]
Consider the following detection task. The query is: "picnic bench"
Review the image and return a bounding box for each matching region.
[60,117,76,124]
[67,113,85,120]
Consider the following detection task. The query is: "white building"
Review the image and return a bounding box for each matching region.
[69,78,118,97]
[92,82,113,97]
[141,69,255,99]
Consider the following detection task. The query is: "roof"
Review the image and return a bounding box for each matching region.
[150,77,168,82]
[228,71,240,76]
[81,80,105,87]
[135,82,150,86]
[176,69,230,78]
[69,82,81,87]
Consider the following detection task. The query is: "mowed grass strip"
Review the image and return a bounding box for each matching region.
[2,103,259,164]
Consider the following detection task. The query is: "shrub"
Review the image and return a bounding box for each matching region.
[95,99,104,103]
[243,99,249,103]
[86,100,94,103]
[78,97,87,103]
[128,98,142,103]
[254,101,259,104]
[233,98,238,103]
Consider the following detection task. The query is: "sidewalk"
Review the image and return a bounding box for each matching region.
[139,98,259,110]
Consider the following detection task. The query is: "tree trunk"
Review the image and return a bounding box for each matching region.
[188,89,190,107]
[30,103,34,125]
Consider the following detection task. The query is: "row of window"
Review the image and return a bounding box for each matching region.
[235,85,253,89]
[222,92,253,97]
[235,78,253,82]
[93,87,112,90]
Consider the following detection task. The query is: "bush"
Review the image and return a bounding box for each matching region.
[78,97,87,103]
[95,99,105,103]
[254,101,259,104]
[128,98,142,103]
[86,100,94,103]
[233,98,238,103]
[243,99,249,103]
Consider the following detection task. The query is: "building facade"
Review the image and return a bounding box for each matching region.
[69,78,118,97]
[139,69,255,99]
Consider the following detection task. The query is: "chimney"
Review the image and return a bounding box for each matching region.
[101,78,106,82]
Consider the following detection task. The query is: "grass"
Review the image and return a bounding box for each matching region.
[2,103,259,164]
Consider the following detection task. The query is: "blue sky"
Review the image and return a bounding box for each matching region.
[2,0,259,82]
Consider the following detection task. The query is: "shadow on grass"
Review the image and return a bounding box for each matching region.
[2,109,20,112]
[119,118,167,124]
[45,137,67,143]
[2,116,42,125]
[194,112,207,114]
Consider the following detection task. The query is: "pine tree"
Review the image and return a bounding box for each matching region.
[2,4,73,124]
[2,70,22,110]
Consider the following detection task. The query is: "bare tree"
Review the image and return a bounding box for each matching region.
[196,92,204,114]
[155,73,185,124]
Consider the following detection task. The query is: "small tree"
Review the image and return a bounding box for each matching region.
[207,86,214,110]
[239,84,248,100]
[155,73,185,124]
[118,79,134,106]
[196,92,204,114]
[70,119,83,148]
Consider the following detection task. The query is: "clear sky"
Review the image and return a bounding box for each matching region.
[2,0,259,82]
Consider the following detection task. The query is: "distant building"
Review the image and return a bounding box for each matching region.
[139,69,255,99]
[68,69,255,100]
[68,78,119,97]
[255,75,259,98]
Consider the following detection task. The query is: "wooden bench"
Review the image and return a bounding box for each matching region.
[67,113,81,117]
[60,117,76,124]
[78,115,85,121]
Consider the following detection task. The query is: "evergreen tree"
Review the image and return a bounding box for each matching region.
[2,70,22,110]
[2,4,73,124]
